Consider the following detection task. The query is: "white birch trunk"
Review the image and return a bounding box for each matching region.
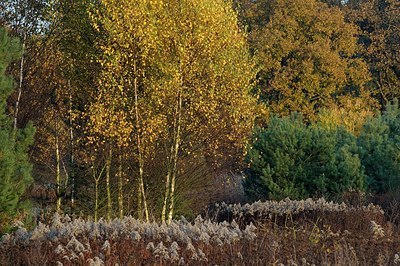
[133,61,149,221]
[13,32,26,131]
[161,170,171,223]
[168,87,182,224]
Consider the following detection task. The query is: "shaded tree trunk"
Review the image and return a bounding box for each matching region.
[106,147,112,221]
[118,153,123,219]
[94,177,99,222]
[68,81,76,211]
[55,120,61,212]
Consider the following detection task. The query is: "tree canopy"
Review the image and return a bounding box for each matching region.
[346,0,400,105]
[238,0,371,120]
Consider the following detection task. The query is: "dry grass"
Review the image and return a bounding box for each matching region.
[1,198,399,265]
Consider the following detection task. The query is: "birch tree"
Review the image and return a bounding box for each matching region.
[0,0,48,130]
[89,0,257,222]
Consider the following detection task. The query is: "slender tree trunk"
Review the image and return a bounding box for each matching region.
[118,153,123,219]
[94,178,99,222]
[168,86,182,224]
[13,32,26,131]
[162,170,171,223]
[106,147,112,221]
[162,67,184,224]
[92,163,105,222]
[55,121,61,212]
[133,61,149,222]
[161,122,175,222]
[137,180,143,220]
[139,164,149,221]
[68,81,75,211]
[61,159,69,203]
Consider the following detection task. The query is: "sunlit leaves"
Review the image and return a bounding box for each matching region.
[239,0,371,120]
[90,0,256,163]
[87,0,257,219]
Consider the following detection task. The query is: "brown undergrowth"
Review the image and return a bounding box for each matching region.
[1,198,399,265]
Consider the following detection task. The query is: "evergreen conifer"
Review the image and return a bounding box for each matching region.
[0,26,35,232]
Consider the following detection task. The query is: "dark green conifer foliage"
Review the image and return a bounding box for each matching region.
[244,114,365,200]
[358,99,400,193]
[0,26,35,232]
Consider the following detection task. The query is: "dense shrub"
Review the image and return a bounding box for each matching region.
[358,100,400,193]
[243,114,365,200]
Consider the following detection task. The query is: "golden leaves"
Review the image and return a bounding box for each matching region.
[84,0,257,170]
[247,0,371,121]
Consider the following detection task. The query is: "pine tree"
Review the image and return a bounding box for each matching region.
[244,114,365,200]
[0,26,35,233]
[358,99,400,193]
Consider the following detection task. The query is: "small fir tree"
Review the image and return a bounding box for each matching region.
[0,26,35,233]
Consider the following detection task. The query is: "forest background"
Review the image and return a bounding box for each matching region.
[0,0,399,233]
